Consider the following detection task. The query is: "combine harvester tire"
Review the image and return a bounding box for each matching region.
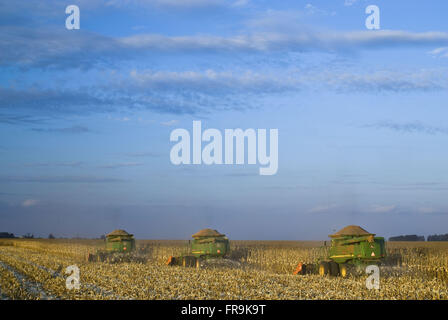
[318,261,330,276]
[339,264,348,278]
[182,256,196,267]
[329,261,340,276]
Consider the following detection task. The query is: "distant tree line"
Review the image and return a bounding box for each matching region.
[0,232,15,238]
[389,234,448,241]
[427,234,448,241]
[389,235,425,241]
[0,232,55,239]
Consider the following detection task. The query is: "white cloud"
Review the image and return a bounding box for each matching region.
[98,162,144,169]
[322,68,448,92]
[22,199,39,207]
[418,207,437,214]
[244,9,305,32]
[304,4,336,16]
[368,205,397,213]
[232,0,249,7]
[4,26,448,70]
[105,0,231,9]
[24,161,83,168]
[118,30,448,52]
[344,0,358,6]
[160,120,179,126]
[128,69,295,93]
[126,67,448,94]
[309,204,339,213]
[3,66,446,118]
[428,47,448,58]
[365,121,448,135]
[0,176,125,183]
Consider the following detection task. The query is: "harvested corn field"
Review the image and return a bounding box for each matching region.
[0,239,447,300]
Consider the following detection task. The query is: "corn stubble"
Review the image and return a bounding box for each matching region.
[0,239,447,300]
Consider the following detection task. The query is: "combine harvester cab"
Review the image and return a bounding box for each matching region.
[166,228,230,268]
[294,225,387,277]
[87,229,147,263]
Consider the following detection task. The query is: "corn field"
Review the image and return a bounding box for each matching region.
[0,239,447,300]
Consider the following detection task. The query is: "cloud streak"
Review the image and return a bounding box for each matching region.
[2,27,448,69]
[344,0,359,6]
[428,47,448,58]
[124,152,162,157]
[0,176,126,183]
[308,204,339,213]
[31,125,92,134]
[105,0,240,9]
[118,30,448,52]
[160,120,179,126]
[0,114,50,125]
[21,199,39,207]
[98,162,144,169]
[367,205,397,214]
[24,162,84,168]
[1,67,446,118]
[365,121,448,135]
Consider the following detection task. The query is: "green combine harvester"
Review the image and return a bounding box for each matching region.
[87,229,147,263]
[294,225,387,277]
[166,228,230,268]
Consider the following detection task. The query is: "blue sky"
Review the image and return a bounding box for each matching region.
[1,0,448,240]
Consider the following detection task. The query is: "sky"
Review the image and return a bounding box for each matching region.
[0,0,448,240]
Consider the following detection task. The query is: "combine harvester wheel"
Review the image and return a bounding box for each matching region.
[339,264,348,278]
[329,261,340,276]
[195,257,202,269]
[166,255,203,269]
[86,253,97,262]
[318,261,330,276]
[182,256,195,267]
